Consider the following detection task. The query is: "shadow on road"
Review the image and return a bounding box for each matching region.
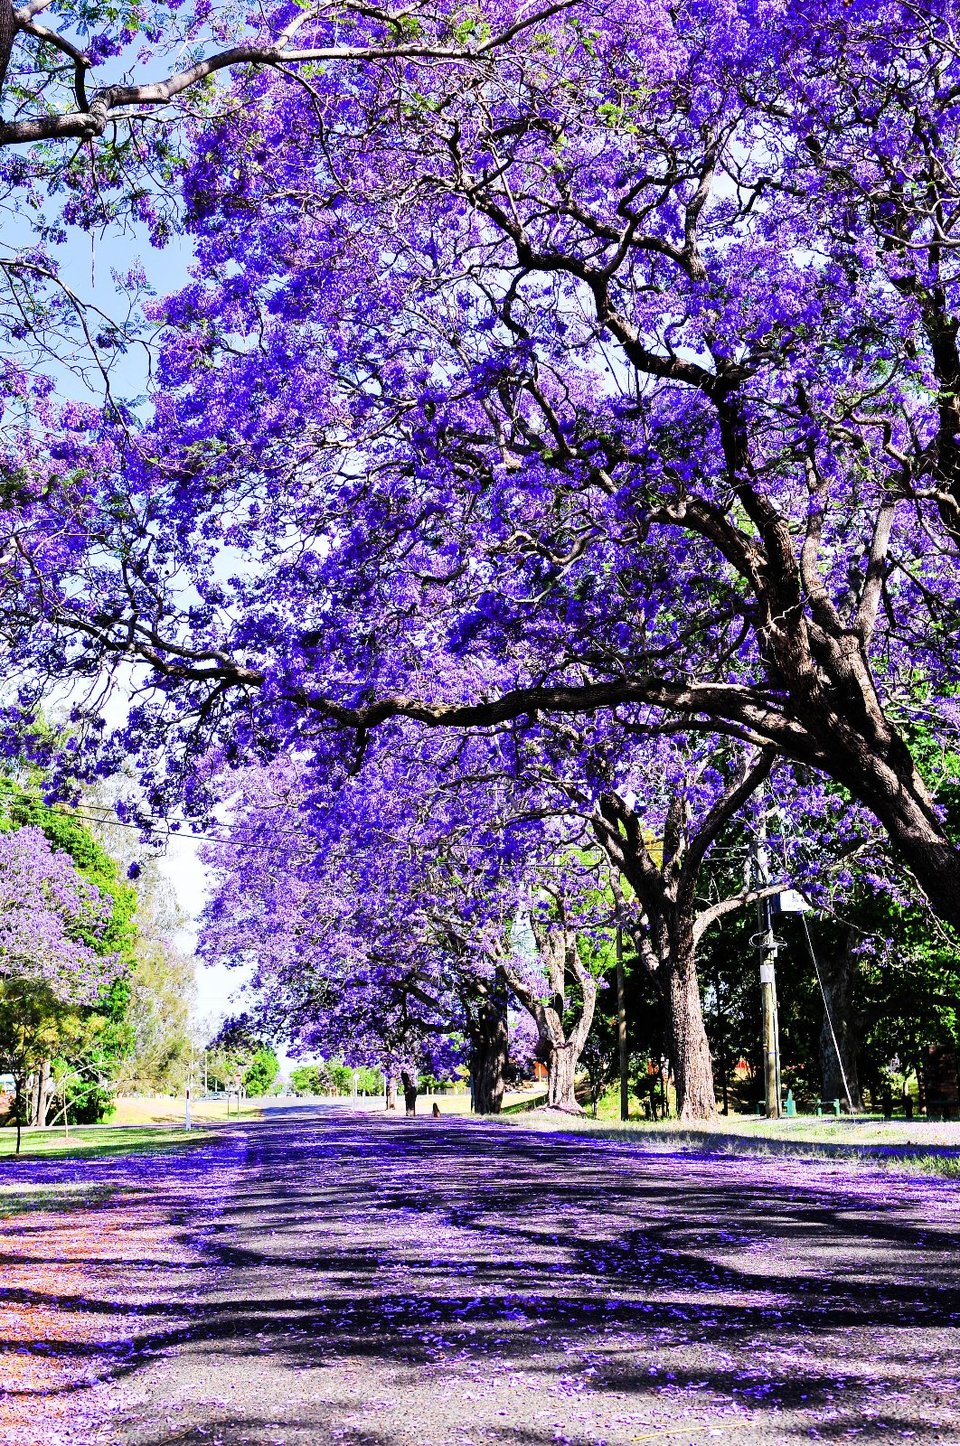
[1,1111,958,1445]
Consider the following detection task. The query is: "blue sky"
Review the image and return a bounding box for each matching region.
[12,198,257,1035]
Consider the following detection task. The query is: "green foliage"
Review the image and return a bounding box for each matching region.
[206,1014,279,1096]
[289,1063,325,1095]
[110,856,196,1095]
[117,936,194,1093]
[697,872,960,1114]
[243,1048,279,1096]
[289,1060,385,1095]
[0,779,138,967]
[0,779,139,1123]
[327,1061,354,1094]
[354,1066,385,1095]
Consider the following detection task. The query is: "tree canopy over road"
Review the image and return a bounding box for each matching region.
[1,0,960,1116]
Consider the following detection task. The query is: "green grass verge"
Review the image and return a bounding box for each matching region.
[0,1123,219,1162]
[500,1112,960,1182]
[0,1126,223,1219]
[0,1179,118,1219]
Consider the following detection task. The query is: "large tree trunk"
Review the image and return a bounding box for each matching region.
[539,968,598,1113]
[819,932,862,1110]
[503,912,598,1114]
[546,1039,579,1110]
[400,1069,418,1116]
[469,976,509,1115]
[818,740,960,934]
[13,1072,23,1156]
[30,1059,51,1128]
[668,939,716,1120]
[0,0,15,100]
[385,1074,398,1111]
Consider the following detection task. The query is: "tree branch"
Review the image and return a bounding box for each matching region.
[0,0,583,149]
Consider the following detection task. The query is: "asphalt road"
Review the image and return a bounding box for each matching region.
[5,1109,960,1445]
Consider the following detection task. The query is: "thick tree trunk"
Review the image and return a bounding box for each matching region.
[799,710,960,933]
[819,933,862,1110]
[546,1040,579,1110]
[0,0,15,100]
[30,1059,51,1128]
[891,828,960,935]
[503,915,597,1114]
[13,1073,23,1156]
[538,964,597,1112]
[469,980,509,1115]
[385,1075,398,1111]
[400,1069,418,1116]
[668,941,716,1120]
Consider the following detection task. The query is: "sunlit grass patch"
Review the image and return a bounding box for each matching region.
[0,1122,217,1162]
[499,1110,960,1182]
[0,1177,117,1218]
[108,1094,264,1126]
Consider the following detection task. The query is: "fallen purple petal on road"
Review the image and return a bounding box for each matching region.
[0,1111,957,1444]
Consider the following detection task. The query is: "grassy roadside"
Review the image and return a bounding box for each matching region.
[0,1122,223,1162]
[107,1095,266,1126]
[0,1124,229,1219]
[0,1176,122,1218]
[500,1111,960,1181]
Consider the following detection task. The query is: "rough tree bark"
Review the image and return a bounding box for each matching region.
[13,1071,23,1156]
[385,1074,398,1111]
[593,753,774,1121]
[819,931,862,1111]
[467,969,509,1115]
[400,1068,418,1116]
[502,914,597,1113]
[545,1038,579,1110]
[0,0,14,99]
[29,1058,51,1129]
[667,934,717,1120]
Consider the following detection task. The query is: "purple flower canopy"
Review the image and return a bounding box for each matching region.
[0,826,120,1005]
[1,0,960,945]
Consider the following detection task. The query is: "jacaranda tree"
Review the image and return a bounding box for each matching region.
[6,1,960,982]
[0,822,121,1147]
[198,728,622,1110]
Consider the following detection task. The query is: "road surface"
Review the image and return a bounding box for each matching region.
[1,1109,959,1444]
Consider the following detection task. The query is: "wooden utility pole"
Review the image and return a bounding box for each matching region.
[616,921,629,1121]
[755,822,782,1119]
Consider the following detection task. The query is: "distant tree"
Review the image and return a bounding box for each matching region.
[207,1013,277,1095]
[0,826,121,1150]
[326,1061,354,1095]
[0,780,138,1123]
[114,867,196,1095]
[243,1048,279,1097]
[355,1066,385,1096]
[289,1064,326,1096]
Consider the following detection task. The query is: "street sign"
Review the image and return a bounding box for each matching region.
[772,889,811,914]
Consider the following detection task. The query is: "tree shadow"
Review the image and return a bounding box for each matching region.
[1,1113,958,1444]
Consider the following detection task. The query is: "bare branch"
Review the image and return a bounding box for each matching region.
[692,883,788,943]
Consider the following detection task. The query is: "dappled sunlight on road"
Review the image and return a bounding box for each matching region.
[0,1112,958,1444]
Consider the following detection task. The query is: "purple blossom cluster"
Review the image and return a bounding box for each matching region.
[0,2,959,1110]
[0,825,120,1004]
